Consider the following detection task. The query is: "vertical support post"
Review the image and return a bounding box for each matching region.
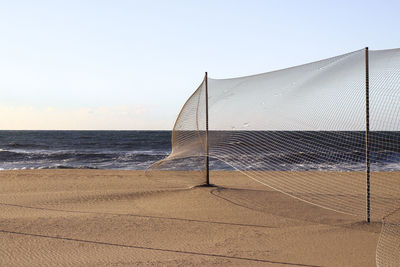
[205,72,210,185]
[365,47,371,223]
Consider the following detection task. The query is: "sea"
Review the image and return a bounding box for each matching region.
[0,131,171,170]
[0,131,399,171]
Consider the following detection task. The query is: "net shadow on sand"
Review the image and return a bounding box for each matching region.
[210,186,382,233]
[0,229,319,266]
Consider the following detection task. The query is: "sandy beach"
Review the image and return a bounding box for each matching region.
[0,170,384,266]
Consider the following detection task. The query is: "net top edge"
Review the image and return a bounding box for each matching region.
[207,47,400,81]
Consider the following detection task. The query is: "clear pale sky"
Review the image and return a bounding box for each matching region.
[1,0,399,130]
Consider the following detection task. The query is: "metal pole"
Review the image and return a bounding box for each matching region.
[205,72,210,185]
[365,47,371,223]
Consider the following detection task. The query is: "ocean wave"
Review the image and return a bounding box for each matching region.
[5,142,49,149]
[0,149,169,161]
[1,149,400,171]
[38,165,100,170]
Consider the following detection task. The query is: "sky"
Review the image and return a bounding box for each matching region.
[0,0,399,130]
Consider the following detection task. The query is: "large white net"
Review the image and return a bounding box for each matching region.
[150,48,400,265]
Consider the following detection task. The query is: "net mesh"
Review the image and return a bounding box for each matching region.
[149,48,400,264]
[377,210,400,266]
[148,81,207,186]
